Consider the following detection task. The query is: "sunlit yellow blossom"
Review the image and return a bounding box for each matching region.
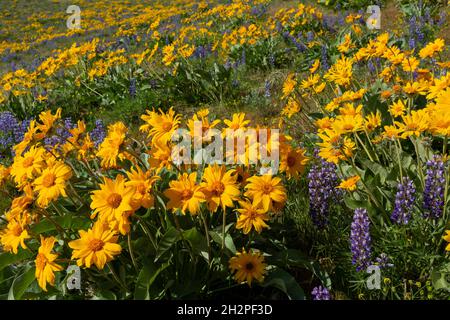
[229,249,267,286]
[389,100,406,117]
[33,161,72,208]
[0,214,30,254]
[164,172,205,215]
[90,175,135,221]
[235,200,269,234]
[10,145,45,187]
[140,107,181,145]
[69,221,122,269]
[244,175,287,212]
[35,236,63,291]
[337,175,360,191]
[201,164,240,212]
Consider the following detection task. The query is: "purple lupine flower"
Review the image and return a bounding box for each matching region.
[44,118,74,149]
[311,286,331,300]
[307,154,343,228]
[129,78,137,98]
[391,177,416,224]
[423,156,446,219]
[321,45,330,71]
[350,208,372,272]
[90,119,106,148]
[264,80,271,98]
[375,253,394,269]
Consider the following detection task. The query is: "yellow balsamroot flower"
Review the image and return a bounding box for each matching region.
[315,117,334,132]
[332,114,364,134]
[364,111,382,131]
[309,59,320,74]
[389,100,406,118]
[229,249,267,287]
[235,200,269,234]
[395,110,429,139]
[164,172,205,215]
[96,122,130,169]
[148,140,173,172]
[435,87,450,109]
[383,125,402,140]
[90,175,135,222]
[0,164,10,187]
[5,185,33,222]
[0,214,30,254]
[69,221,122,269]
[317,129,355,164]
[281,97,301,119]
[33,161,72,208]
[337,33,355,54]
[339,103,363,116]
[244,175,287,212]
[419,38,445,59]
[35,108,62,139]
[281,73,296,99]
[300,74,320,90]
[140,107,181,145]
[401,56,419,73]
[224,112,250,131]
[324,56,353,87]
[35,236,63,291]
[384,46,405,65]
[337,175,360,191]
[201,164,240,212]
[13,120,39,156]
[10,145,46,187]
[443,230,450,251]
[403,81,428,95]
[125,167,159,210]
[279,146,309,179]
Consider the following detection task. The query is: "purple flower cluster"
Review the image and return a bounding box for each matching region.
[375,253,394,269]
[90,119,107,147]
[0,112,29,159]
[129,78,137,98]
[423,156,446,219]
[44,118,75,149]
[391,177,416,225]
[311,286,331,300]
[307,154,343,228]
[350,208,372,272]
[281,31,307,52]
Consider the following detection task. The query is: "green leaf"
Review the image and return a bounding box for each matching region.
[31,215,89,234]
[8,265,36,300]
[432,265,450,292]
[183,228,209,260]
[134,262,170,300]
[262,268,305,300]
[155,227,180,262]
[0,250,34,272]
[209,231,236,254]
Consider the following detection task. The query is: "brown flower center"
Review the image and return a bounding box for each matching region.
[245,262,254,271]
[107,193,123,208]
[42,173,56,188]
[181,189,193,200]
[88,239,105,252]
[162,121,173,132]
[23,156,34,168]
[287,155,296,167]
[262,183,273,194]
[36,253,48,270]
[11,224,23,237]
[211,181,225,196]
